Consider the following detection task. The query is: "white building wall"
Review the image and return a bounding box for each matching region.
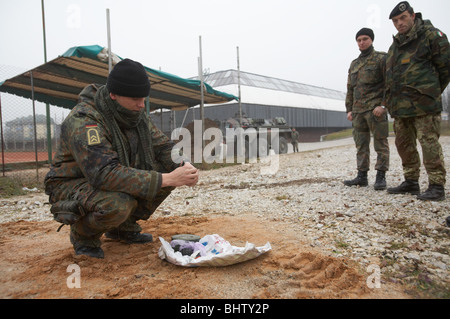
[208,84,346,113]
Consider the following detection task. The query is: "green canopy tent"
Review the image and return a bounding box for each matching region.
[0,44,237,110]
[0,45,237,168]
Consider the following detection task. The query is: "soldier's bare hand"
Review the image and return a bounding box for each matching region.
[182,162,199,187]
[373,106,387,117]
[347,112,353,121]
[162,163,199,188]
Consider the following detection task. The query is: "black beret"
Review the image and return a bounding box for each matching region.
[389,1,413,19]
[356,28,374,41]
[107,58,150,98]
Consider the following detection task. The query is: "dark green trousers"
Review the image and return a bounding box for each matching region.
[352,111,390,172]
[394,114,446,186]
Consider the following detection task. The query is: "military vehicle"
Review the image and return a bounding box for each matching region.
[217,113,297,159]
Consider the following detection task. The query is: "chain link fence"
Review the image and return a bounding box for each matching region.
[1,64,70,186]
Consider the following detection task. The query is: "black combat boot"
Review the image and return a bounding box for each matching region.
[417,184,445,202]
[343,171,368,187]
[70,231,104,258]
[387,179,420,195]
[374,170,387,191]
[74,246,104,259]
[105,230,153,244]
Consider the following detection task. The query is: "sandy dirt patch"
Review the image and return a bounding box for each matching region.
[0,213,407,299]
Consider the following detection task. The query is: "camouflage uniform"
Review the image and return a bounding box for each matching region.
[45,84,179,248]
[385,14,450,186]
[346,46,390,172]
[291,129,300,152]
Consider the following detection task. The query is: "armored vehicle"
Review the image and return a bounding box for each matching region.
[218,114,297,159]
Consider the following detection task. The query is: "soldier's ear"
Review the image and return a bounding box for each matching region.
[110,93,117,100]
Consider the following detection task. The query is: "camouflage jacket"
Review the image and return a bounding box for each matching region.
[346,46,387,114]
[385,14,450,118]
[45,84,179,201]
[291,130,300,142]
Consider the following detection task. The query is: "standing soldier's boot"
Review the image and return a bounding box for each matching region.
[387,179,420,195]
[374,170,387,190]
[343,171,368,187]
[417,184,445,202]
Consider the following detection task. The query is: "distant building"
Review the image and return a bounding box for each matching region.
[3,114,56,151]
[152,70,350,142]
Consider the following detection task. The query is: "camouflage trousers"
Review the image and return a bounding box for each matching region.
[394,114,446,186]
[47,179,173,248]
[352,111,390,171]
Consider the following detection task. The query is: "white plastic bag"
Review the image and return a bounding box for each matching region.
[158,234,272,267]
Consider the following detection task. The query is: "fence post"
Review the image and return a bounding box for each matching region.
[0,93,5,176]
[30,72,40,183]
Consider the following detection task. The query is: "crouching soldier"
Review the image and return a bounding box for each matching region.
[45,58,198,258]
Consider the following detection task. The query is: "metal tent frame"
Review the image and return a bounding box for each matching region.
[0,45,237,111]
[0,45,237,176]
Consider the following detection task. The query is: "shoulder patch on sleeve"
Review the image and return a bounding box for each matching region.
[86,124,101,146]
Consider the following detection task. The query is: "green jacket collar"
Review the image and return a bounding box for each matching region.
[393,13,433,46]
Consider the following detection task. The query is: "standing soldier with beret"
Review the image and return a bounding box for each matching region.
[385,1,450,201]
[45,58,199,258]
[344,28,390,190]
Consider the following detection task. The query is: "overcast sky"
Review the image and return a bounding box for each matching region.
[1,0,449,94]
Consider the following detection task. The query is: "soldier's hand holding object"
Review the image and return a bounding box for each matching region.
[162,162,199,188]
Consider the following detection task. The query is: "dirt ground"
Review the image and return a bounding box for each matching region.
[0,212,409,299]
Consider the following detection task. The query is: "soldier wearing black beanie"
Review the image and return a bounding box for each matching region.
[355,28,374,42]
[107,58,150,97]
[45,56,198,259]
[344,26,389,190]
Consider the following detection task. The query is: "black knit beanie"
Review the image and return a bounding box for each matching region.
[355,28,375,42]
[107,58,150,97]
